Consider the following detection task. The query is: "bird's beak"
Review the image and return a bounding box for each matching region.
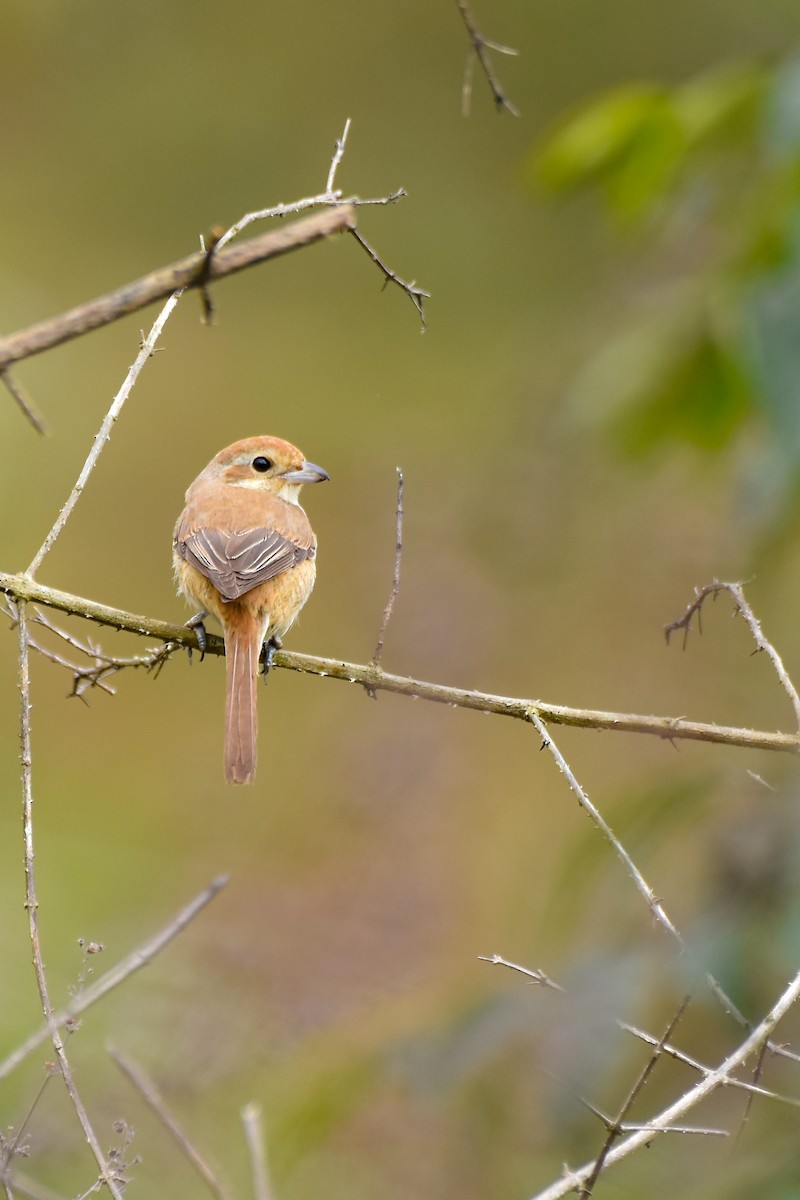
[283,460,330,485]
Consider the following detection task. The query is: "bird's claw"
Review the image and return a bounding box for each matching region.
[262,634,282,677]
[186,611,208,661]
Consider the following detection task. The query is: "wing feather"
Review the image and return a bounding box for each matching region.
[176,527,314,601]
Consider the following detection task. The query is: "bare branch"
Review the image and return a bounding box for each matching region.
[372,467,404,668]
[666,580,800,730]
[109,1046,233,1200]
[529,711,680,940]
[621,1021,800,1106]
[577,998,690,1198]
[0,875,228,1080]
[349,228,429,327]
[1,571,799,757]
[454,0,519,116]
[17,602,125,1200]
[478,954,564,992]
[529,964,800,1199]
[0,207,355,372]
[482,956,800,1109]
[27,291,182,577]
[0,370,49,435]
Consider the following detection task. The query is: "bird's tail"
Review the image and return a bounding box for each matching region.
[224,615,261,785]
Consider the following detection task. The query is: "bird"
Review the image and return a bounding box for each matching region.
[173,436,329,784]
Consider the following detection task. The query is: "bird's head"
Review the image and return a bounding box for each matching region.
[207,436,329,504]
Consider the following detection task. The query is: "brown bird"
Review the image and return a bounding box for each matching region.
[173,436,329,784]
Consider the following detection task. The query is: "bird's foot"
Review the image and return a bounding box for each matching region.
[186,611,208,661]
[262,633,282,676]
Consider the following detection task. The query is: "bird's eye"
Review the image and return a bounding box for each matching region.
[252,456,272,473]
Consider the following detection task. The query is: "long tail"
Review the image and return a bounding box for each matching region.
[224,616,261,785]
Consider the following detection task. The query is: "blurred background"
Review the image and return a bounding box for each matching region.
[3,1,800,1196]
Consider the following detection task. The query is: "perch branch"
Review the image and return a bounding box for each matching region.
[1,571,798,756]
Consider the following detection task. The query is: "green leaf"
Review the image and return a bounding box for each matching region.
[566,303,753,456]
[536,84,667,192]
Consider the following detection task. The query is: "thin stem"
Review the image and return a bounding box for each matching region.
[0,875,228,1080]
[372,467,404,667]
[241,1104,274,1200]
[27,291,182,576]
[17,602,124,1200]
[109,1047,233,1200]
[454,0,519,116]
[529,711,680,940]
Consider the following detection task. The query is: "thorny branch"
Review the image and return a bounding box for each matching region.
[665,579,800,729]
[0,209,354,374]
[577,998,692,1199]
[0,119,427,405]
[455,0,519,116]
[482,955,800,1199]
[531,963,800,1200]
[529,709,680,941]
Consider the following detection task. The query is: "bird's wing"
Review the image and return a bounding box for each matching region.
[176,527,314,601]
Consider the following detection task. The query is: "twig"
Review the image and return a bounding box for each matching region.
[1,1067,56,1181]
[241,1104,274,1200]
[0,370,49,435]
[666,580,800,729]
[529,962,800,1199]
[109,1046,233,1200]
[481,956,800,1108]
[478,954,564,992]
[454,0,519,116]
[27,291,182,577]
[0,208,355,371]
[528,710,680,940]
[17,602,125,1200]
[0,875,228,1081]
[349,228,429,327]
[621,1022,800,1106]
[1,571,799,756]
[577,998,690,1198]
[372,467,404,668]
[3,1172,66,1200]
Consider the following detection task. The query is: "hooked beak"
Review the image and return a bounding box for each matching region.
[282,460,330,485]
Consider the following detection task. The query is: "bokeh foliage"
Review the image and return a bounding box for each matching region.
[536,56,800,538]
